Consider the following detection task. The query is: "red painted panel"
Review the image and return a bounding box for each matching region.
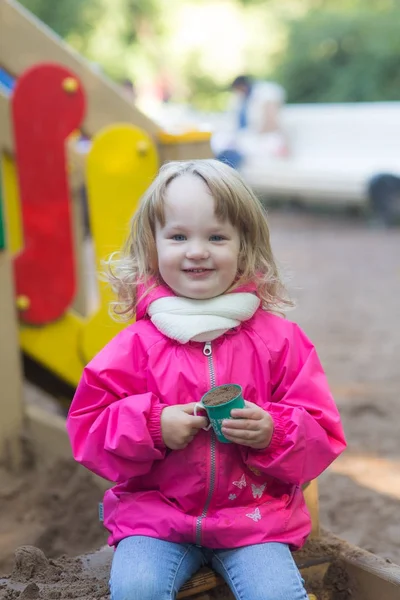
[12,63,85,324]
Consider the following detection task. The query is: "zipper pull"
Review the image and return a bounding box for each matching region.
[203,341,212,356]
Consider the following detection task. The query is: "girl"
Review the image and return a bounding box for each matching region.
[67,159,346,600]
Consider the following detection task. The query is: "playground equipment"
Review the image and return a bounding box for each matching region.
[0,2,400,598]
[0,0,212,391]
[0,0,211,468]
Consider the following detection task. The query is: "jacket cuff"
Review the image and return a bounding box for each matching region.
[148,402,167,450]
[266,414,286,454]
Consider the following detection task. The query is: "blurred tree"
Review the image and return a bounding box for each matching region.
[19,0,163,84]
[19,0,99,38]
[272,6,400,102]
[19,0,400,108]
[183,52,230,111]
[69,0,162,80]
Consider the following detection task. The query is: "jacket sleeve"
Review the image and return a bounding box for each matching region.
[66,327,167,483]
[240,323,346,485]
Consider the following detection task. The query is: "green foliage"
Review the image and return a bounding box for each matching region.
[272,6,400,103]
[235,0,270,5]
[186,76,229,112]
[19,0,99,39]
[17,0,400,107]
[19,0,163,84]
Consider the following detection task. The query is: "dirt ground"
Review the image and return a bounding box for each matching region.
[269,209,400,565]
[1,209,399,597]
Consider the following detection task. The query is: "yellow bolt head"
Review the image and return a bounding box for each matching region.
[62,77,79,94]
[16,295,30,311]
[136,140,149,156]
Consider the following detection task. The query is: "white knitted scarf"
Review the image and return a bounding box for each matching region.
[148,293,260,344]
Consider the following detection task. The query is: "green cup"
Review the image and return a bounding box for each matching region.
[194,384,245,444]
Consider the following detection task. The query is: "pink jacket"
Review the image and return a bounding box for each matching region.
[67,285,346,550]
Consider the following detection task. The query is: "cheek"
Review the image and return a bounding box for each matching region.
[156,243,180,271]
[219,248,239,273]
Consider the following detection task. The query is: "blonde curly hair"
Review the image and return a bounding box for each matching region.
[103,159,293,320]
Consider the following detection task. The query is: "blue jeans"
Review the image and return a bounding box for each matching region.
[216,149,244,169]
[110,536,308,600]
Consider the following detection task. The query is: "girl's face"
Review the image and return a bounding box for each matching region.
[155,174,240,300]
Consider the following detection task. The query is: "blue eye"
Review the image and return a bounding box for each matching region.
[172,234,186,241]
[210,235,225,241]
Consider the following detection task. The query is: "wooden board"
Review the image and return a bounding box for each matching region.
[0,164,4,250]
[0,91,13,152]
[177,568,224,599]
[0,251,23,468]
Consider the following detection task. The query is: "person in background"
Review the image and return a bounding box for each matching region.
[212,74,289,169]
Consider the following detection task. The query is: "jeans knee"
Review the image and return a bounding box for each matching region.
[240,576,306,600]
[268,579,307,600]
[110,572,169,600]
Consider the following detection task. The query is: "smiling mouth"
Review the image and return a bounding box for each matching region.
[183,269,213,273]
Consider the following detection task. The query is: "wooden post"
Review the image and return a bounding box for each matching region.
[67,141,90,317]
[0,251,24,469]
[303,479,320,537]
[0,60,24,470]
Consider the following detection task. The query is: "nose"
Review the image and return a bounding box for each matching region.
[185,241,210,260]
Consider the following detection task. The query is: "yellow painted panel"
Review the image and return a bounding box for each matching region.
[20,311,85,388]
[80,124,159,362]
[157,130,212,145]
[1,154,23,256]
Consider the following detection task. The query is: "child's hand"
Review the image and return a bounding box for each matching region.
[221,401,274,449]
[161,403,209,450]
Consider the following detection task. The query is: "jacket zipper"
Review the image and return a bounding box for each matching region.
[195,341,217,546]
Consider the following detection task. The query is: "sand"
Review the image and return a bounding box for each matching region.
[203,385,240,406]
